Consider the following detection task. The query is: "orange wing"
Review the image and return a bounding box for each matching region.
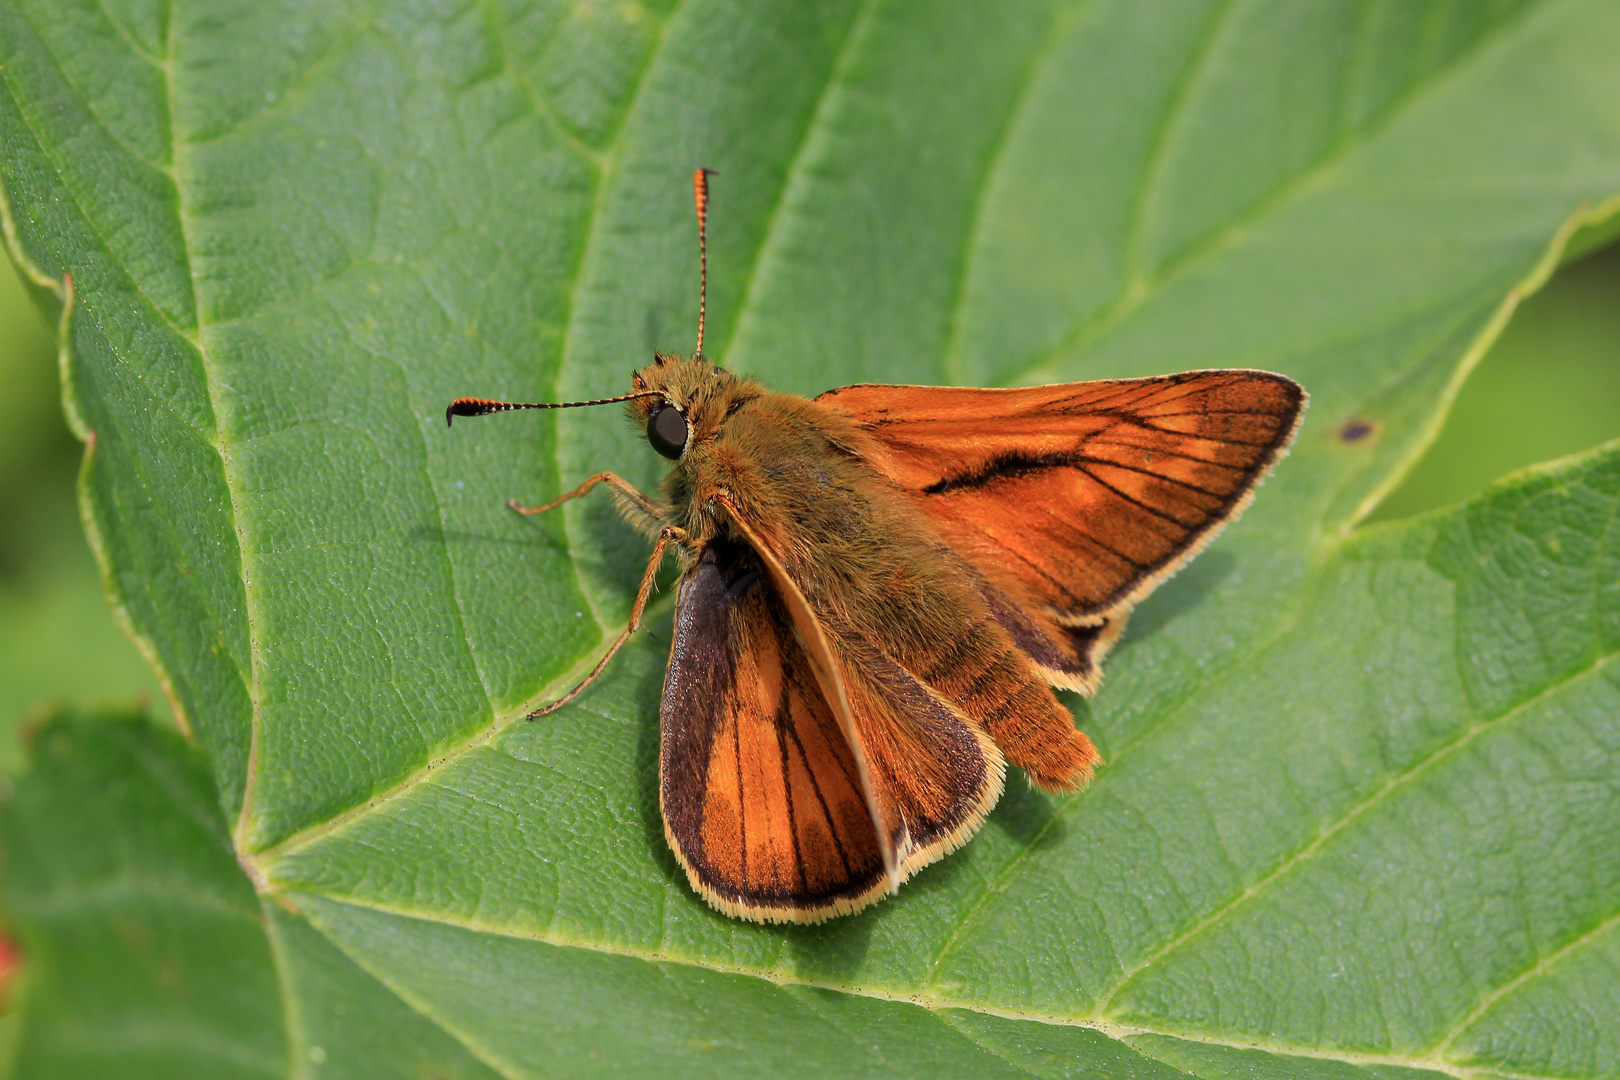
[661,538,1003,923]
[818,371,1305,631]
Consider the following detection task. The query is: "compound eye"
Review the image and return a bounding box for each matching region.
[646,404,689,460]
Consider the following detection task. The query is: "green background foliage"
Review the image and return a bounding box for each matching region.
[1,0,1619,1077]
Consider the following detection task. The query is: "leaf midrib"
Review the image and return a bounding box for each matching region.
[141,0,268,850]
[289,886,1540,1080]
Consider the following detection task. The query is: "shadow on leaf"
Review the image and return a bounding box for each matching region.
[1124,549,1237,641]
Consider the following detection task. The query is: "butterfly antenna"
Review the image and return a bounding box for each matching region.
[693,167,714,359]
[444,390,661,427]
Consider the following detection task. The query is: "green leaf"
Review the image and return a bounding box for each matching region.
[0,711,503,1079]
[0,542,166,767]
[0,711,284,1079]
[12,442,1620,1077]
[1369,244,1620,521]
[2,0,1620,1075]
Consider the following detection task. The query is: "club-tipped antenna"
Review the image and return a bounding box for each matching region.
[693,167,714,359]
[445,390,661,427]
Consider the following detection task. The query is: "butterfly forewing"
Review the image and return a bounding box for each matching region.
[819,371,1306,624]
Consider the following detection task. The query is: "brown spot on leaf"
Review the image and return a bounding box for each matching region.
[1339,418,1378,444]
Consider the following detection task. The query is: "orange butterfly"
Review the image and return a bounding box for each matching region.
[448,170,1306,923]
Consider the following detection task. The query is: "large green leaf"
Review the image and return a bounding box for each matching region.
[11,441,1620,1077]
[2,0,1620,1075]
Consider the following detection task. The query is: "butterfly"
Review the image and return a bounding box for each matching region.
[447,170,1306,923]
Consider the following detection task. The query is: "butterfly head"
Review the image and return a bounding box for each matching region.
[628,353,764,462]
[440,352,763,465]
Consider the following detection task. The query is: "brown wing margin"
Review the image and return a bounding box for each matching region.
[660,534,1004,923]
[819,371,1307,629]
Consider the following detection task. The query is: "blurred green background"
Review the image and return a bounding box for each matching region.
[0,239,1616,770]
[0,257,164,768]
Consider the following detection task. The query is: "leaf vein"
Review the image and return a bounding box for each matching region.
[1116,0,1240,287]
[180,2,383,151]
[261,907,312,1080]
[939,0,1094,386]
[1433,896,1620,1059]
[297,913,532,1080]
[920,565,1333,993]
[548,0,688,632]
[1007,0,1555,386]
[474,0,606,167]
[932,1010,1052,1079]
[722,0,881,369]
[152,0,266,848]
[13,0,173,176]
[285,891,1567,1080]
[1094,649,1620,1017]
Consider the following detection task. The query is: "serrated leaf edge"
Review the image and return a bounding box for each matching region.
[0,168,194,744]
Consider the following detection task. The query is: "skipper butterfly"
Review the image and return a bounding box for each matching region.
[448,170,1306,923]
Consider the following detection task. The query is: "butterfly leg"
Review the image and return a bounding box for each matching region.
[509,471,668,537]
[528,524,689,719]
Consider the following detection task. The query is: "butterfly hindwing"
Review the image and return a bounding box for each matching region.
[661,541,886,921]
[830,631,1006,873]
[661,538,1003,922]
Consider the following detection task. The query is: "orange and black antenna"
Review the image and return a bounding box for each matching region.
[445,390,661,427]
[693,167,714,358]
[448,170,716,427]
